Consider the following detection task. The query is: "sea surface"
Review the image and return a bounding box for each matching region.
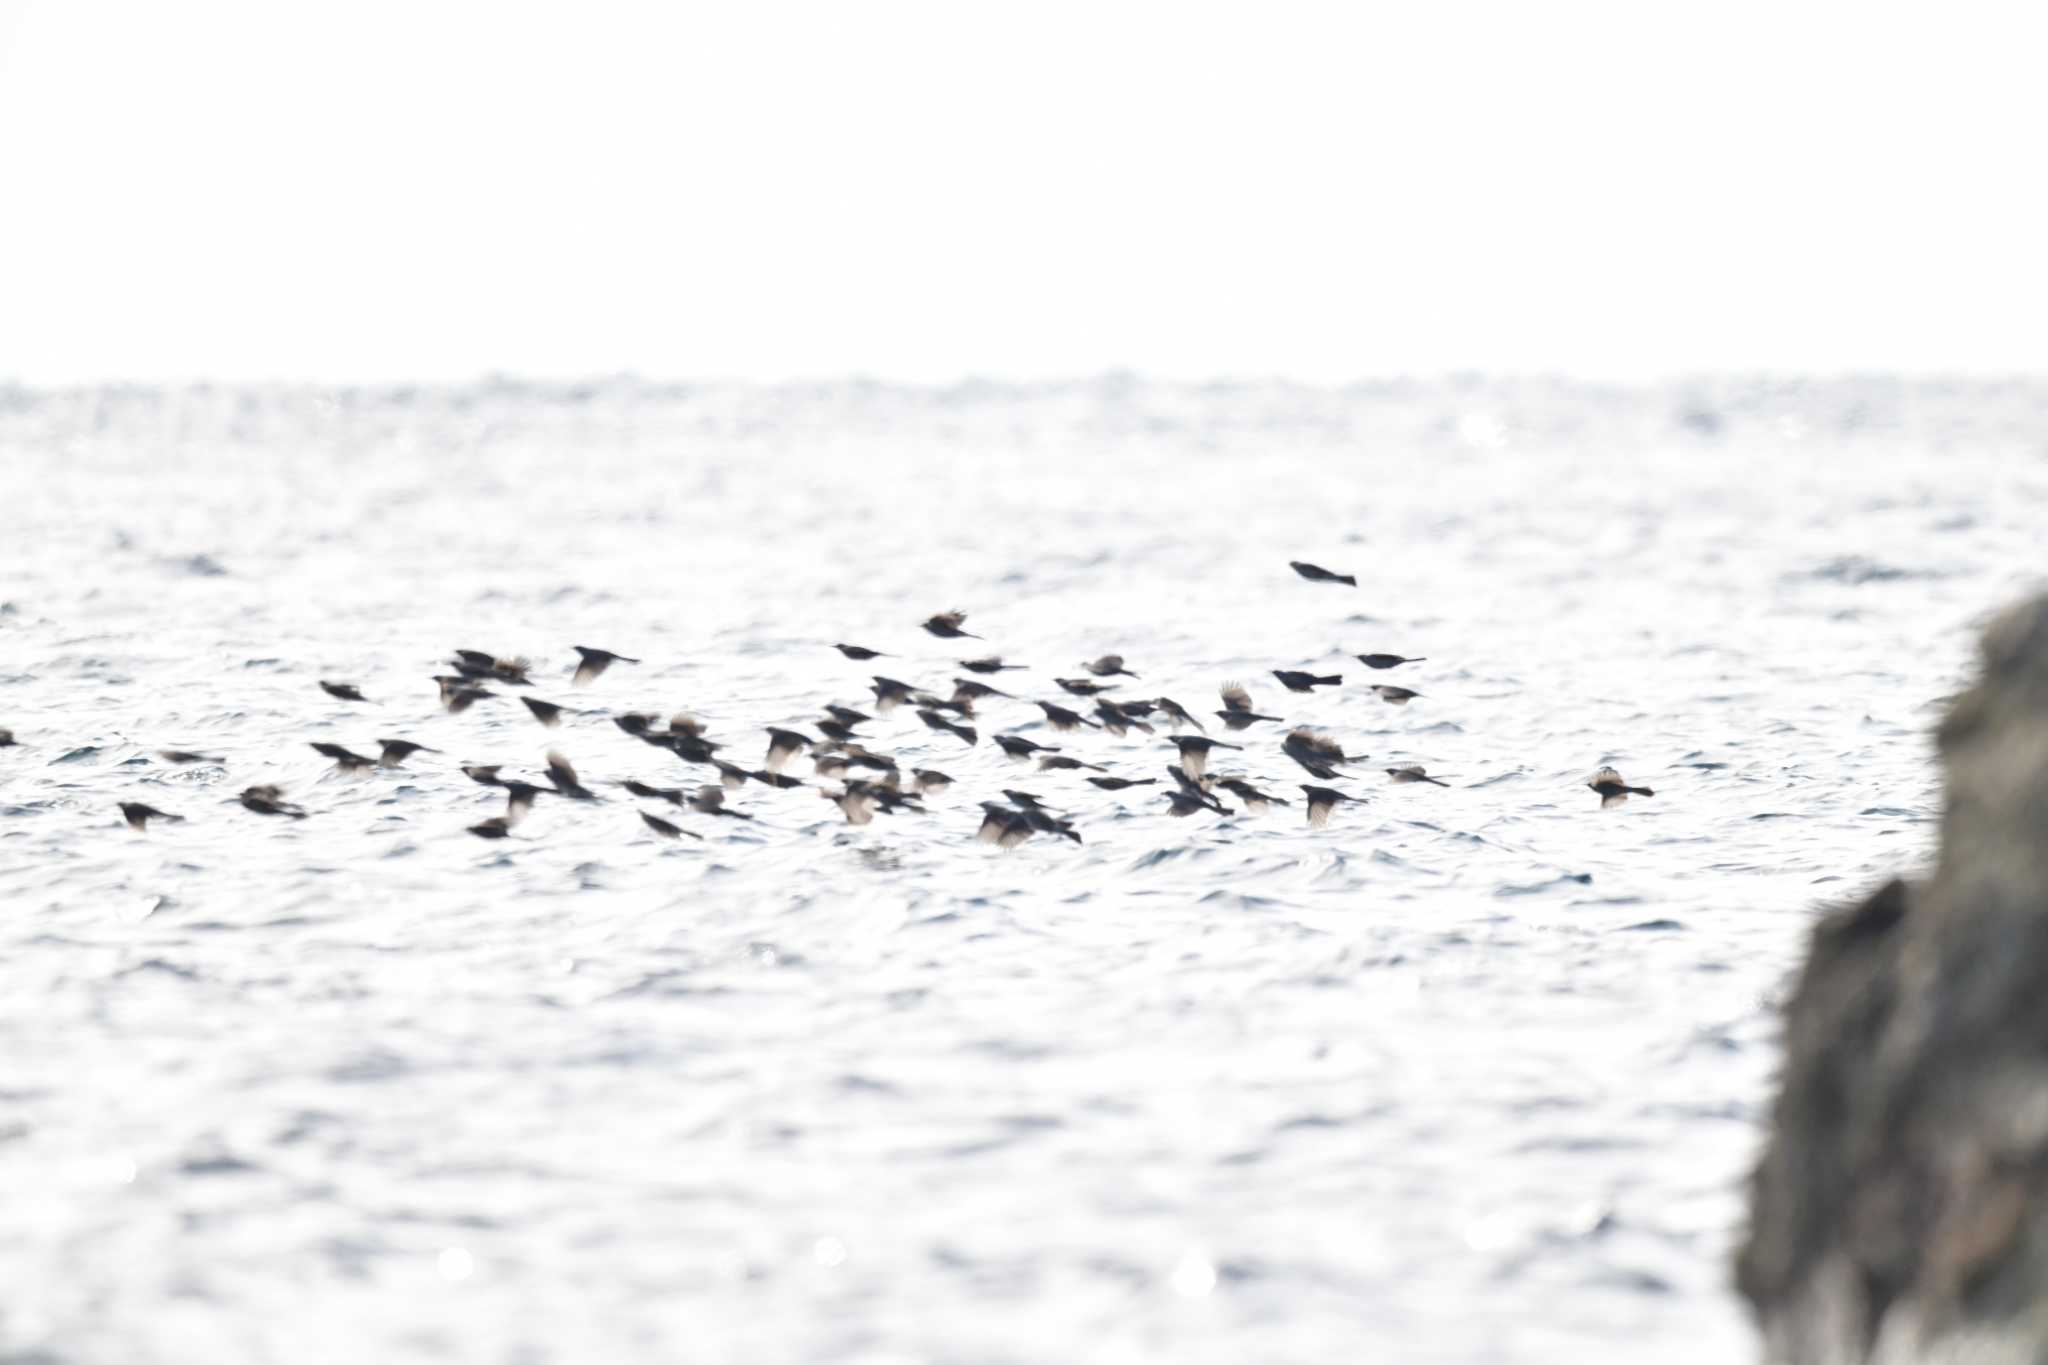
[0,377,2042,1364]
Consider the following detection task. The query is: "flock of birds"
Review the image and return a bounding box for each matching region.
[7,560,1656,848]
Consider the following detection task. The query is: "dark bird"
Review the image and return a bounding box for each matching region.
[976,803,1034,849]
[912,768,954,795]
[156,749,222,764]
[622,779,685,805]
[1358,653,1426,670]
[1055,677,1117,697]
[1588,767,1655,809]
[823,785,881,825]
[871,676,918,713]
[522,697,568,728]
[1301,785,1360,828]
[120,802,185,832]
[1167,763,1223,803]
[572,646,639,687]
[451,650,532,685]
[995,734,1058,762]
[1018,805,1083,844]
[834,643,890,661]
[1087,775,1158,791]
[1036,701,1097,733]
[1282,727,1359,780]
[1001,789,1047,808]
[837,744,899,773]
[462,764,505,786]
[960,656,1026,674]
[240,785,308,818]
[816,719,861,744]
[916,708,977,746]
[1216,778,1290,813]
[668,713,711,739]
[1093,699,1154,736]
[1082,654,1138,678]
[376,738,437,768]
[641,810,702,840]
[467,817,515,840]
[1216,682,1283,731]
[1165,735,1241,781]
[765,728,814,774]
[951,679,1010,702]
[823,704,870,728]
[711,760,754,792]
[1386,765,1450,787]
[1370,685,1421,705]
[310,742,376,773]
[1273,669,1342,693]
[0,727,14,747]
[319,680,369,703]
[1289,561,1356,587]
[435,676,494,714]
[613,712,662,737]
[751,770,806,790]
[1039,754,1107,773]
[1164,789,1226,818]
[545,751,598,800]
[1149,697,1204,733]
[689,786,754,820]
[502,782,548,825]
[922,610,981,640]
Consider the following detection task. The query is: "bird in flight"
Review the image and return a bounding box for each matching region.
[1289,561,1356,586]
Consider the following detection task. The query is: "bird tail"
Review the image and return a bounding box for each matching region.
[1315,674,1341,687]
[1339,575,1357,586]
[1630,786,1655,797]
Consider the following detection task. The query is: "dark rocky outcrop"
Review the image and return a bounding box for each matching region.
[1739,595,2048,1363]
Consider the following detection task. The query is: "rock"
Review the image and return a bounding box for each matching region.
[1738,595,2048,1363]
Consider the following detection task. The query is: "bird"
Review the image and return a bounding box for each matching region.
[1386,765,1449,787]
[309,742,376,774]
[622,780,686,805]
[450,650,532,685]
[689,786,753,819]
[319,680,369,703]
[1358,653,1426,670]
[1149,697,1205,732]
[764,728,814,774]
[1038,754,1106,773]
[823,704,871,728]
[1289,561,1356,587]
[995,734,1058,762]
[240,785,308,818]
[915,708,977,745]
[1165,735,1241,781]
[1273,669,1342,693]
[120,802,184,832]
[751,769,806,790]
[502,782,549,825]
[377,739,436,767]
[922,611,981,640]
[467,817,515,840]
[1055,677,1117,697]
[521,697,568,728]
[959,656,1026,674]
[711,759,755,791]
[1588,767,1655,809]
[975,803,1034,849]
[1093,699,1154,736]
[1215,778,1290,814]
[1301,785,1360,828]
[1370,685,1421,705]
[462,764,506,786]
[871,676,918,713]
[571,646,639,687]
[824,786,881,825]
[1216,682,1283,731]
[912,768,955,795]
[0,727,14,747]
[1282,728,1359,780]
[1082,654,1138,678]
[1036,701,1097,733]
[1087,775,1158,791]
[641,811,702,840]
[834,643,890,661]
[816,718,861,744]
[435,676,494,714]
[951,679,1010,703]
[1164,788,1226,818]
[156,749,222,764]
[544,751,598,800]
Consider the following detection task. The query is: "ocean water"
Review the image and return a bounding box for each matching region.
[0,377,2041,1363]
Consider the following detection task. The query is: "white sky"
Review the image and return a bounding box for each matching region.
[1,0,2044,384]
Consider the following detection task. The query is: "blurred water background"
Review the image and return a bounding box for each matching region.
[0,376,2042,1362]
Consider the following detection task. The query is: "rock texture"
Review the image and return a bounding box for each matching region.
[1739,595,2048,1364]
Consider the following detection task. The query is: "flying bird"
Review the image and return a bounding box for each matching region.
[959,656,1026,674]
[689,786,754,820]
[1588,767,1655,809]
[1282,727,1359,780]
[1215,778,1290,814]
[544,751,598,800]
[764,728,814,774]
[522,697,568,728]
[1093,699,1154,736]
[870,676,918,713]
[1149,697,1204,732]
[912,768,955,795]
[1272,669,1342,693]
[641,811,702,840]
[1301,785,1361,828]
[435,676,494,714]
[1036,701,1097,733]
[622,780,686,805]
[1289,561,1356,587]
[319,680,369,703]
[922,611,981,640]
[120,802,185,832]
[376,738,436,767]
[995,734,1058,762]
[1038,754,1107,773]
[1082,655,1138,678]
[467,817,515,840]
[916,708,977,745]
[951,679,1010,703]
[571,646,639,687]
[823,704,871,728]
[1216,682,1283,731]
[451,650,532,685]
[975,803,1034,849]
[0,727,15,747]
[1370,685,1421,705]
[240,785,308,818]
[1165,734,1241,781]
[156,749,223,765]
[834,643,890,661]
[1386,765,1450,787]
[1358,653,1426,670]
[1055,677,1117,697]
[1087,775,1158,791]
[309,742,376,774]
